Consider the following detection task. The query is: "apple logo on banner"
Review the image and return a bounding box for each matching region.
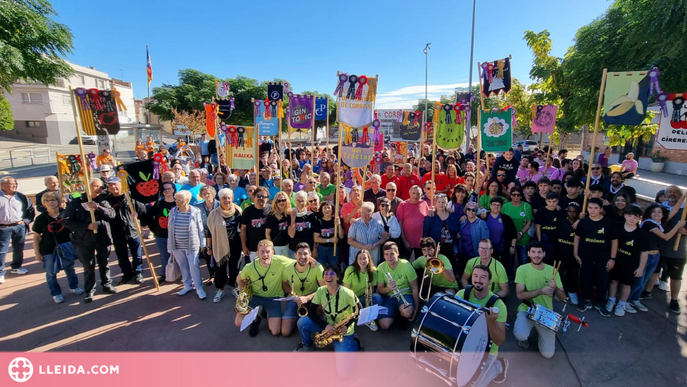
[8,357,33,383]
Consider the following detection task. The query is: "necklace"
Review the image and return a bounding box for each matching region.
[294,263,311,292]
[254,260,272,292]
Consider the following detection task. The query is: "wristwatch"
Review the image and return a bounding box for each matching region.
[326,239,330,243]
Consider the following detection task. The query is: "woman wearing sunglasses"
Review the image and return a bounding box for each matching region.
[266,191,292,257]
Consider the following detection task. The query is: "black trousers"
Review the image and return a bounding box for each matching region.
[214,247,243,289]
[112,233,142,277]
[201,249,214,279]
[76,243,112,294]
[580,254,609,304]
[559,253,579,294]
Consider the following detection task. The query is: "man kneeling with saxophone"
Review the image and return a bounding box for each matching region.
[294,264,361,352]
[281,243,325,337]
[377,241,419,329]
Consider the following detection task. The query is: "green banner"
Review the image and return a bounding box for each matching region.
[436,109,465,150]
[480,109,512,152]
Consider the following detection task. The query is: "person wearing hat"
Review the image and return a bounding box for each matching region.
[98,165,113,194]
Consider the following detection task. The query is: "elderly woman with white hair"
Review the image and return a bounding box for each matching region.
[196,185,219,285]
[206,188,243,303]
[347,202,388,265]
[167,190,207,299]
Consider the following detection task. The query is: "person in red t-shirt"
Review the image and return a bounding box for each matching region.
[422,160,450,194]
[396,163,422,201]
[381,164,398,189]
[445,164,464,192]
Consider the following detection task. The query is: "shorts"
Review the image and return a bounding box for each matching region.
[248,295,282,318]
[609,259,639,286]
[654,256,664,274]
[283,300,309,319]
[379,294,415,319]
[664,257,687,280]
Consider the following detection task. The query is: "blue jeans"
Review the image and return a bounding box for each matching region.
[297,316,359,352]
[42,252,79,296]
[155,237,170,276]
[516,245,529,266]
[0,224,26,272]
[629,253,660,302]
[317,245,337,268]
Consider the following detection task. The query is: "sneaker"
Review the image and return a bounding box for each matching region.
[0,275,6,284]
[11,268,27,275]
[53,295,65,304]
[640,291,652,300]
[658,281,668,291]
[517,340,530,349]
[249,316,261,337]
[670,300,680,314]
[213,290,225,303]
[576,301,592,312]
[178,287,194,296]
[294,342,315,352]
[84,292,94,303]
[118,275,133,285]
[135,273,144,284]
[204,279,214,286]
[70,287,85,295]
[229,287,239,299]
[102,285,117,294]
[614,304,626,317]
[623,303,637,314]
[568,292,579,306]
[157,275,166,285]
[367,320,379,332]
[198,290,207,300]
[631,300,648,312]
[492,357,509,384]
[605,300,616,313]
[597,305,612,318]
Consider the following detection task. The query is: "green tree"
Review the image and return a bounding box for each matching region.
[500,79,535,139]
[0,0,74,93]
[0,95,13,131]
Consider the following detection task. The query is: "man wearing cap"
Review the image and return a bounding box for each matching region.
[106,177,147,285]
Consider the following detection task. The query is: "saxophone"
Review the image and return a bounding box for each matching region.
[234,277,253,315]
[314,305,359,348]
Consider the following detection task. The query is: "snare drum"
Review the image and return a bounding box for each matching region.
[526,304,564,332]
[410,293,491,387]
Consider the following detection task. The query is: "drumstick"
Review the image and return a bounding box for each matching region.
[550,261,561,281]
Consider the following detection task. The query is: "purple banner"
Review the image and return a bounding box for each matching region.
[289,94,315,129]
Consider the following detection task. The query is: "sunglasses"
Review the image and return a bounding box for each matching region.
[387,188,396,191]
[380,204,389,207]
[592,167,600,170]
[497,173,507,177]
[256,194,268,199]
[466,208,478,212]
[276,199,287,203]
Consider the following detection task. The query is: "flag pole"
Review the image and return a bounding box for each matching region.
[582,69,608,212]
[68,86,97,234]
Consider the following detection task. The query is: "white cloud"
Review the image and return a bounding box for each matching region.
[375,83,470,109]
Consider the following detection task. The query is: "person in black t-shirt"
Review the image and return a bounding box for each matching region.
[559,178,584,211]
[265,191,292,257]
[574,198,618,317]
[146,182,177,284]
[557,202,581,305]
[313,201,342,268]
[529,177,551,213]
[240,186,272,261]
[534,192,561,264]
[288,191,317,255]
[606,205,647,316]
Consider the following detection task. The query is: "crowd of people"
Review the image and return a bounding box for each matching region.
[0,134,684,386]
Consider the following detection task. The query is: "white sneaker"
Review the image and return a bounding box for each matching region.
[614,304,626,317]
[213,290,225,303]
[367,320,379,331]
[605,300,616,313]
[178,287,194,296]
[623,303,637,314]
[230,287,239,299]
[631,300,648,312]
[53,295,65,304]
[11,268,27,275]
[658,281,668,291]
[0,275,5,284]
[568,292,579,305]
[70,287,85,295]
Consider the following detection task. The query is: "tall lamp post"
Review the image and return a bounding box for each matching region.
[423,43,431,151]
[466,0,477,153]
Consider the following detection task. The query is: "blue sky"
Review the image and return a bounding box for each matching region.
[52,0,610,108]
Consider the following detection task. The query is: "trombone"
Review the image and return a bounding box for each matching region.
[419,257,444,302]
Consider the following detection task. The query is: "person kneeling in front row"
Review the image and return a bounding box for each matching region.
[377,241,419,329]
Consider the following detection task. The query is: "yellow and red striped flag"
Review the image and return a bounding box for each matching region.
[146,46,153,87]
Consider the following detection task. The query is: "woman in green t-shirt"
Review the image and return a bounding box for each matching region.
[343,250,383,331]
[502,186,533,266]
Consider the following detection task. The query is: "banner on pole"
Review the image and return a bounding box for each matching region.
[216,98,235,121]
[603,71,650,126]
[74,88,123,135]
[657,93,687,151]
[399,110,423,141]
[373,118,384,152]
[531,104,557,134]
[435,103,466,150]
[254,100,278,136]
[334,73,377,128]
[216,81,230,97]
[123,160,162,204]
[315,97,328,120]
[480,108,513,152]
[289,94,315,129]
[228,126,257,169]
[204,102,217,138]
[341,124,374,168]
[481,57,512,97]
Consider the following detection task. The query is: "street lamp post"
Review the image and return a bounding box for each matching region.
[424,43,431,147]
[466,0,477,152]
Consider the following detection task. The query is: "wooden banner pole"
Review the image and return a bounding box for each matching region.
[582,68,608,211]
[430,115,438,208]
[68,86,97,233]
[121,181,160,291]
[475,63,486,199]
[325,96,330,155]
[311,95,316,168]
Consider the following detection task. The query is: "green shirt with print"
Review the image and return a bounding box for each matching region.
[281,261,324,296]
[343,266,379,297]
[502,201,534,246]
[514,263,562,312]
[463,257,508,294]
[240,255,292,298]
[317,183,336,199]
[312,285,359,336]
[457,289,507,356]
[412,254,459,289]
[377,259,417,296]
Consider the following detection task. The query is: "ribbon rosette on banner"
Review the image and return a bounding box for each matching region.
[216,81,230,97]
[434,102,466,150]
[74,88,123,135]
[656,93,687,151]
[254,99,278,136]
[602,70,654,126]
[480,107,513,152]
[531,104,557,134]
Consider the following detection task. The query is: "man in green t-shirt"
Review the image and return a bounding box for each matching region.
[316,172,336,202]
[377,241,419,329]
[461,239,509,298]
[513,241,566,359]
[502,186,534,267]
[457,264,508,387]
[412,237,458,299]
[295,265,360,352]
[281,243,325,337]
[234,239,291,337]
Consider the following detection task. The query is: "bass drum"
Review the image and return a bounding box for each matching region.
[410,292,490,386]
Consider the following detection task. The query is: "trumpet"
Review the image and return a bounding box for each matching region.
[314,305,359,348]
[234,277,253,315]
[365,278,373,308]
[385,271,410,308]
[291,277,308,317]
[420,257,444,302]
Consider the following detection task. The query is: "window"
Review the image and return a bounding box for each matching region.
[97,80,105,89]
[63,95,71,104]
[78,75,85,85]
[56,79,66,87]
[25,121,41,128]
[21,93,43,104]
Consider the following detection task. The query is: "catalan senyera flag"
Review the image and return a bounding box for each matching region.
[146,46,153,87]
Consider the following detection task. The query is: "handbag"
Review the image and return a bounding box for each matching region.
[166,254,182,282]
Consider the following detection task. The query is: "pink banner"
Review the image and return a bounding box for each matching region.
[531,104,557,134]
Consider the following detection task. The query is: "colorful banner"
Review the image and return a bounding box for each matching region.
[124,160,161,204]
[372,118,384,152]
[254,100,278,136]
[73,88,123,135]
[455,91,473,105]
[531,104,557,134]
[216,81,230,97]
[435,103,466,150]
[216,98,234,121]
[480,108,512,152]
[229,126,257,169]
[56,153,92,195]
[657,93,687,151]
[603,71,650,126]
[315,97,328,120]
[334,73,377,128]
[399,111,423,141]
[289,94,315,129]
[341,124,374,168]
[481,57,512,97]
[204,102,217,138]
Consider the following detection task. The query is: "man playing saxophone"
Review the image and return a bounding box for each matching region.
[412,237,458,299]
[377,241,419,329]
[294,264,361,352]
[281,243,325,337]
